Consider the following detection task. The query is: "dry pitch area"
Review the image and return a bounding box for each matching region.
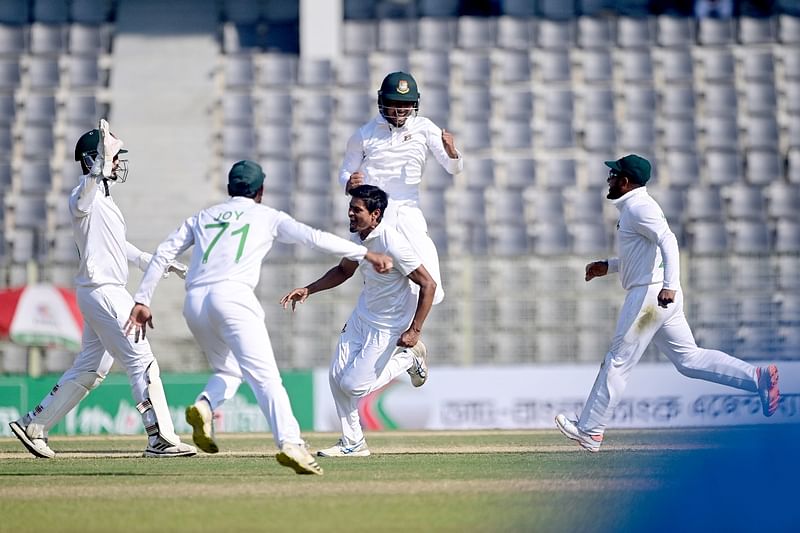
[0,427,795,532]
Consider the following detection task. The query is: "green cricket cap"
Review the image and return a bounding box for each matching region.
[604,154,652,185]
[228,160,265,196]
[379,71,419,102]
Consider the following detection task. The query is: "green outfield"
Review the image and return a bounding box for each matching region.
[0,427,795,532]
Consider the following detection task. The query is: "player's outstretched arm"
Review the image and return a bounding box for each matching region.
[280,259,359,311]
[124,303,154,342]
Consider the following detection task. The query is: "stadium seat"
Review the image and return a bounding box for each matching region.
[485,187,525,225]
[256,124,292,158]
[745,149,782,186]
[26,56,61,90]
[377,18,413,53]
[33,0,69,24]
[541,88,574,120]
[257,90,292,125]
[536,157,577,188]
[738,16,776,44]
[293,90,332,125]
[18,160,53,194]
[493,48,532,85]
[701,116,739,151]
[335,54,371,88]
[700,83,737,118]
[498,157,535,190]
[686,220,728,254]
[66,55,103,89]
[577,16,612,49]
[703,149,742,186]
[656,15,694,46]
[536,19,574,49]
[740,49,775,82]
[454,85,491,121]
[534,48,571,83]
[662,117,697,151]
[582,119,616,152]
[522,188,565,226]
[0,58,21,91]
[660,85,695,118]
[697,17,735,45]
[457,156,495,189]
[570,222,609,254]
[499,119,534,151]
[0,126,11,157]
[729,220,771,253]
[30,22,67,56]
[296,157,332,193]
[538,119,575,150]
[297,58,332,87]
[487,222,529,256]
[618,117,656,152]
[564,187,604,224]
[687,255,732,290]
[729,255,773,291]
[293,123,330,158]
[775,220,800,253]
[621,85,656,119]
[494,87,533,121]
[617,16,653,48]
[764,181,800,220]
[743,82,778,116]
[657,48,693,84]
[496,15,534,49]
[722,183,766,220]
[454,119,492,152]
[617,48,653,84]
[579,49,613,83]
[221,92,254,126]
[457,16,496,49]
[422,160,454,190]
[21,125,55,160]
[257,53,297,87]
[224,54,255,89]
[222,124,257,160]
[648,185,685,223]
[342,20,378,55]
[416,17,457,50]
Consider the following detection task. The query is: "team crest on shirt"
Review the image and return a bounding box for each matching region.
[397,79,410,94]
[403,134,412,142]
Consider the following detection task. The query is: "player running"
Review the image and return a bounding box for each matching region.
[125,160,393,475]
[281,185,435,457]
[555,154,781,452]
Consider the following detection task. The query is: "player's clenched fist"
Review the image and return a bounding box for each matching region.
[441,129,458,159]
[585,261,609,282]
[345,171,364,193]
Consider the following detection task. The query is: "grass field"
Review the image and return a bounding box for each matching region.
[1,427,796,532]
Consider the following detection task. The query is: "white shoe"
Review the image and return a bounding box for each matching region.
[9,420,55,459]
[276,442,324,475]
[185,400,218,454]
[555,414,603,452]
[406,340,428,388]
[143,435,197,458]
[316,438,371,457]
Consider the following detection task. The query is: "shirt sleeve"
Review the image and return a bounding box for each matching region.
[133,217,196,306]
[337,129,365,192]
[69,174,101,217]
[426,120,463,175]
[388,229,422,276]
[275,214,367,262]
[125,242,151,272]
[630,203,681,290]
[606,257,620,273]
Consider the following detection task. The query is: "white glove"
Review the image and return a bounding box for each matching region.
[166,261,188,280]
[98,118,124,178]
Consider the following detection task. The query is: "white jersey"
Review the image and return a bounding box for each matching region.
[351,222,421,331]
[338,114,463,207]
[134,196,368,306]
[69,174,150,288]
[606,187,680,291]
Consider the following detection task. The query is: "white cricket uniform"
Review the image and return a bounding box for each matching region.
[577,187,759,436]
[134,196,369,447]
[29,173,162,431]
[339,113,463,304]
[328,222,421,447]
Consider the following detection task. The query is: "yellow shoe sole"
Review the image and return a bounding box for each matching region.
[185,406,219,454]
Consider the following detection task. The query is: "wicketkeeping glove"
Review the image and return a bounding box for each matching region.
[167,261,188,280]
[98,118,124,178]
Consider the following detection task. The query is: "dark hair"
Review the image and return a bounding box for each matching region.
[350,184,388,219]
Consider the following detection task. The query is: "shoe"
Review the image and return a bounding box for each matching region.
[276,442,324,475]
[9,420,55,459]
[406,340,428,388]
[555,414,602,452]
[757,364,780,417]
[316,438,371,457]
[143,435,197,458]
[185,400,218,454]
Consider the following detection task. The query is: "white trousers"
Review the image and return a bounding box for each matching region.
[183,282,303,447]
[63,285,153,404]
[329,312,414,446]
[383,201,444,304]
[578,283,758,436]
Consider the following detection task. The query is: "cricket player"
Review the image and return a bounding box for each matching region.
[125,161,393,475]
[340,71,462,305]
[9,119,196,459]
[555,154,781,452]
[281,185,435,457]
